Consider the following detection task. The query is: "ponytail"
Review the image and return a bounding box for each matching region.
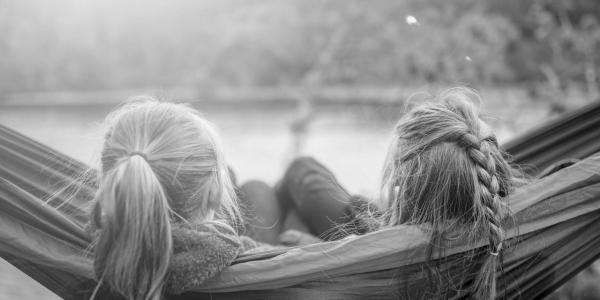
[92,100,244,299]
[94,154,172,300]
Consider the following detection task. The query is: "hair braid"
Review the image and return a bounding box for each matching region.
[380,87,523,299]
[462,133,505,299]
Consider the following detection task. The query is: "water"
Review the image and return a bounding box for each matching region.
[0,95,558,299]
[0,102,395,298]
[1,103,398,193]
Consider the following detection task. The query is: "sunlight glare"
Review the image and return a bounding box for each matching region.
[405,15,419,26]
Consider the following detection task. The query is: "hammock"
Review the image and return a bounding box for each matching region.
[503,100,600,175]
[1,101,600,299]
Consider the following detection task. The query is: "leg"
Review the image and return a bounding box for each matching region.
[238,180,284,245]
[276,156,353,239]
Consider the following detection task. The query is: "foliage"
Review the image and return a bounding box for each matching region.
[492,0,600,99]
[0,0,599,101]
[0,0,522,93]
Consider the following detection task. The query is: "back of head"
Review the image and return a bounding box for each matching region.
[381,87,521,299]
[91,98,239,300]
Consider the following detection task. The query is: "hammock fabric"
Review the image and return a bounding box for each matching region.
[503,101,600,175]
[1,101,600,299]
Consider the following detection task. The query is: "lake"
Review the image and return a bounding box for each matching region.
[0,92,563,299]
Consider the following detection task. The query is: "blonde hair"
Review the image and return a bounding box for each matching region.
[91,98,240,300]
[380,87,522,299]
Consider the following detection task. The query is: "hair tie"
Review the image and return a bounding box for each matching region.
[489,242,503,257]
[129,151,148,161]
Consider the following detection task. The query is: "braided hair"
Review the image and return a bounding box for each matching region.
[380,87,520,299]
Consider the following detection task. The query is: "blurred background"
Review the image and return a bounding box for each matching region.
[0,0,599,299]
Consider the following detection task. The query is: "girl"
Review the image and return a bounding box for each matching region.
[276,87,522,299]
[89,99,246,300]
[378,87,520,299]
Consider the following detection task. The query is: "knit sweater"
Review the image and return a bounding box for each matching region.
[88,219,275,295]
[166,222,281,294]
[165,222,242,294]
